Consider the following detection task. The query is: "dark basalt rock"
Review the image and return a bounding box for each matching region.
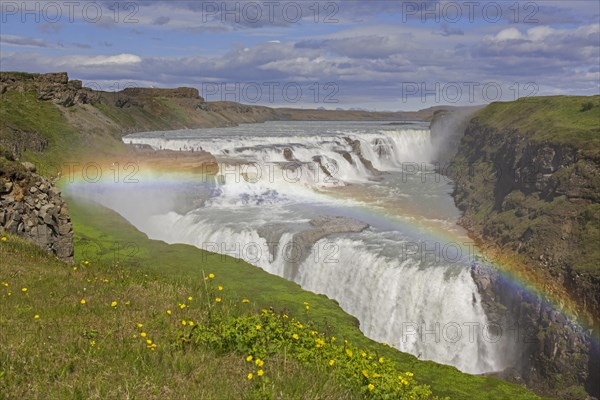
[343,137,382,175]
[436,109,600,399]
[0,160,73,263]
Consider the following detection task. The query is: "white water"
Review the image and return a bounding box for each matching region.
[77,121,508,373]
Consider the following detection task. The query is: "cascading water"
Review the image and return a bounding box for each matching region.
[79,121,508,374]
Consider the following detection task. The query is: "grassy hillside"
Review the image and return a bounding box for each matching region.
[474,96,600,156]
[0,233,361,399]
[0,90,129,171]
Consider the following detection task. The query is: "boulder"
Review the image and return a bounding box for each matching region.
[22,161,36,172]
[0,158,74,263]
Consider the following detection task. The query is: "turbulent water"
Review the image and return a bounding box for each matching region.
[82,121,510,373]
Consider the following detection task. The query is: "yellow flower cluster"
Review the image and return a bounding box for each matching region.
[137,325,157,351]
[245,355,266,381]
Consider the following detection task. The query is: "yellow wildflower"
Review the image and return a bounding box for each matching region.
[181,320,187,326]
[111,301,118,307]
[255,325,261,330]
[255,359,264,367]
[379,356,385,363]
[34,314,40,319]
[21,287,27,292]
[215,297,222,303]
[188,296,193,301]
[1,236,7,241]
[178,303,186,309]
[242,299,250,303]
[217,286,223,291]
[80,299,86,305]
[257,369,264,377]
[166,309,172,315]
[208,273,215,279]
[328,359,335,366]
[140,332,147,338]
[146,339,153,345]
[345,348,353,357]
[368,384,375,391]
[136,323,143,328]
[362,370,369,378]
[246,355,253,362]
[247,373,253,380]
[292,333,299,340]
[189,320,195,327]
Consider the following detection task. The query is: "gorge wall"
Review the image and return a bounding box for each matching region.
[432,96,600,399]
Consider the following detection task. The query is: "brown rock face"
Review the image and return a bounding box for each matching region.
[0,72,97,107]
[121,87,203,100]
[440,115,600,399]
[0,160,74,263]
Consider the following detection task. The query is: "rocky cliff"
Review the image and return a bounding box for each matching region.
[0,154,73,263]
[433,96,600,399]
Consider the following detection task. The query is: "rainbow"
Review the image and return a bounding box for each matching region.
[63,160,599,342]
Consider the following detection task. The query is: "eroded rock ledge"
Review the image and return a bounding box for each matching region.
[0,160,74,263]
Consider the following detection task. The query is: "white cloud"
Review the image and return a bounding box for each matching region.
[493,28,524,42]
[76,54,142,66]
[0,34,51,48]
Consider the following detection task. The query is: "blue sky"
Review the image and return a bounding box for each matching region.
[1,0,599,110]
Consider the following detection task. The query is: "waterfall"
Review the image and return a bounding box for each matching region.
[97,122,507,373]
[125,125,433,187]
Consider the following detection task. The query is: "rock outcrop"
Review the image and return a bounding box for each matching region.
[0,72,96,107]
[343,137,382,175]
[432,99,600,399]
[121,87,202,99]
[0,158,74,263]
[257,216,369,280]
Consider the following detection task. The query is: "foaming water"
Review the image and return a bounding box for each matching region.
[71,121,511,373]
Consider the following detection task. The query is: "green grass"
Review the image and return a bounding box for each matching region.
[0,234,360,399]
[57,195,543,400]
[0,91,128,173]
[474,96,600,156]
[0,90,81,167]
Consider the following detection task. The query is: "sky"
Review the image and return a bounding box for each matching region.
[0,0,599,110]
